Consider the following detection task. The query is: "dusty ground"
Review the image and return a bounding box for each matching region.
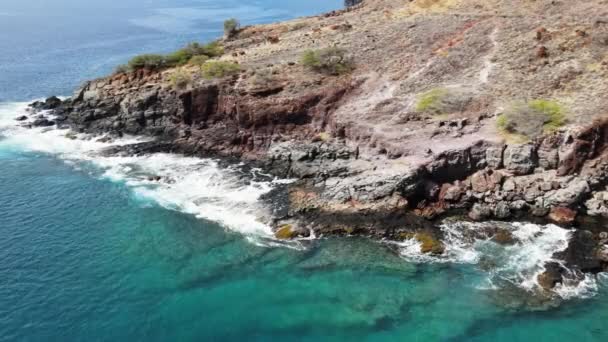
[222,0,608,159]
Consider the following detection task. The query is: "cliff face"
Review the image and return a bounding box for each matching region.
[26,0,608,285]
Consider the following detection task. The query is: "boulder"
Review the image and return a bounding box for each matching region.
[31,118,55,127]
[485,145,505,169]
[556,230,602,273]
[494,201,511,219]
[274,224,309,240]
[412,231,445,255]
[597,245,608,263]
[585,191,608,217]
[545,180,590,207]
[503,144,537,175]
[44,96,62,109]
[548,207,577,225]
[469,203,492,221]
[538,135,560,170]
[537,262,566,290]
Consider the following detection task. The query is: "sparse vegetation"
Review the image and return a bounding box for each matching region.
[122,41,224,72]
[127,54,166,70]
[416,88,449,113]
[169,69,193,89]
[201,61,241,79]
[248,68,276,88]
[415,87,471,115]
[300,47,354,75]
[224,18,240,39]
[188,55,210,66]
[497,99,566,140]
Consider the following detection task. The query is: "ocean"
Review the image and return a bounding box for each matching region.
[1,0,608,341]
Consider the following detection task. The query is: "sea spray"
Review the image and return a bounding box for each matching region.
[397,220,602,299]
[0,102,281,242]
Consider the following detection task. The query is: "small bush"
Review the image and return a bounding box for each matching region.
[122,41,224,72]
[165,49,193,67]
[224,18,240,38]
[169,69,193,89]
[300,47,353,75]
[183,41,223,58]
[189,55,209,66]
[497,100,566,139]
[128,54,165,70]
[164,42,224,67]
[201,61,241,79]
[248,68,276,88]
[415,87,471,115]
[199,41,224,57]
[416,88,449,113]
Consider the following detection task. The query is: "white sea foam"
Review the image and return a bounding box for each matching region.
[396,219,604,299]
[0,101,284,243]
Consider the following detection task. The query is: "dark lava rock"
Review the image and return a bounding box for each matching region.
[31,118,55,127]
[556,230,603,273]
[31,96,62,110]
[14,115,28,121]
[537,262,567,290]
[44,96,62,109]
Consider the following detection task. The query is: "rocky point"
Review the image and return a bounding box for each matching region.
[22,0,608,290]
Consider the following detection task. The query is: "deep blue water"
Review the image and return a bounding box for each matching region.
[1,1,608,341]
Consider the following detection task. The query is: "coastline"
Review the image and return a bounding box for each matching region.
[13,0,608,297]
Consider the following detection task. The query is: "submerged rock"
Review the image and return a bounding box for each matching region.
[415,232,445,255]
[537,262,567,290]
[398,231,445,255]
[492,229,516,245]
[274,224,309,240]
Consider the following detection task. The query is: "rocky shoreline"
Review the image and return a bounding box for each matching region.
[21,0,608,292]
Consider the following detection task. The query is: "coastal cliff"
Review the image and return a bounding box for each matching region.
[24,0,608,290]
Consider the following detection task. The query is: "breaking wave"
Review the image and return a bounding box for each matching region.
[0,101,285,245]
[397,220,604,300]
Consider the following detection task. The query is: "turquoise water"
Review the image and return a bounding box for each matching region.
[1,0,608,341]
[1,146,608,341]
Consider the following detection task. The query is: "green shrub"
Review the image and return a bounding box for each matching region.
[224,18,240,38]
[189,55,209,66]
[248,68,275,87]
[122,41,225,72]
[416,88,449,113]
[169,69,193,89]
[181,41,223,58]
[201,61,241,79]
[164,42,224,67]
[415,87,471,115]
[300,47,353,75]
[127,54,165,70]
[199,41,224,57]
[165,49,193,67]
[497,100,566,139]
